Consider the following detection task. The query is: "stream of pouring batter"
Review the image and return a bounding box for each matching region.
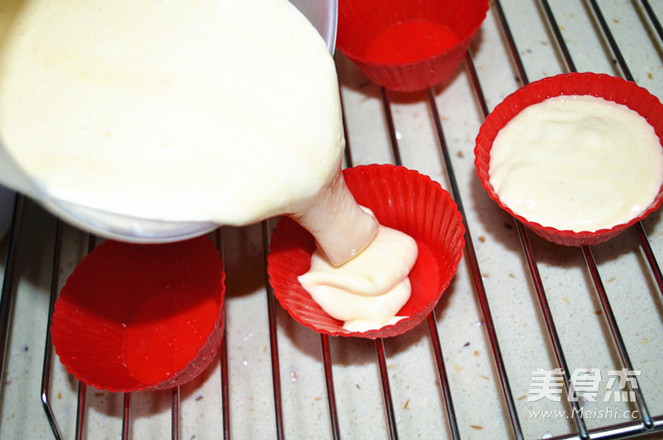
[0,0,380,263]
[0,0,417,330]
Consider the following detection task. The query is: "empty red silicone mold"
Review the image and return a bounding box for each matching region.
[51,236,225,392]
[336,0,489,91]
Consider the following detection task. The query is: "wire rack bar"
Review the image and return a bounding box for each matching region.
[465,41,589,436]
[344,86,400,440]
[375,339,398,440]
[542,1,663,303]
[427,311,460,440]
[216,230,231,440]
[426,82,524,440]
[74,383,86,440]
[491,0,663,437]
[320,334,341,440]
[517,224,590,439]
[0,194,24,397]
[380,88,403,167]
[122,393,131,440]
[219,327,230,440]
[467,25,594,435]
[635,224,663,298]
[543,0,660,431]
[550,420,650,440]
[42,229,97,440]
[75,236,96,439]
[378,86,462,439]
[588,0,634,81]
[490,2,603,437]
[583,0,663,302]
[642,0,663,42]
[41,220,63,440]
[540,0,577,73]
[493,0,529,85]
[493,1,663,438]
[581,246,654,429]
[263,220,285,440]
[171,387,180,440]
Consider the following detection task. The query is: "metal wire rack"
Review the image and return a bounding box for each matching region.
[0,1,662,439]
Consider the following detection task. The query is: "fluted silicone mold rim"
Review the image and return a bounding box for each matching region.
[336,0,489,91]
[50,236,226,392]
[474,72,663,246]
[267,164,465,339]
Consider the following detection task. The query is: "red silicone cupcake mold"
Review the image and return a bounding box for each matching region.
[267,164,465,339]
[50,236,225,392]
[474,72,663,246]
[336,0,489,92]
